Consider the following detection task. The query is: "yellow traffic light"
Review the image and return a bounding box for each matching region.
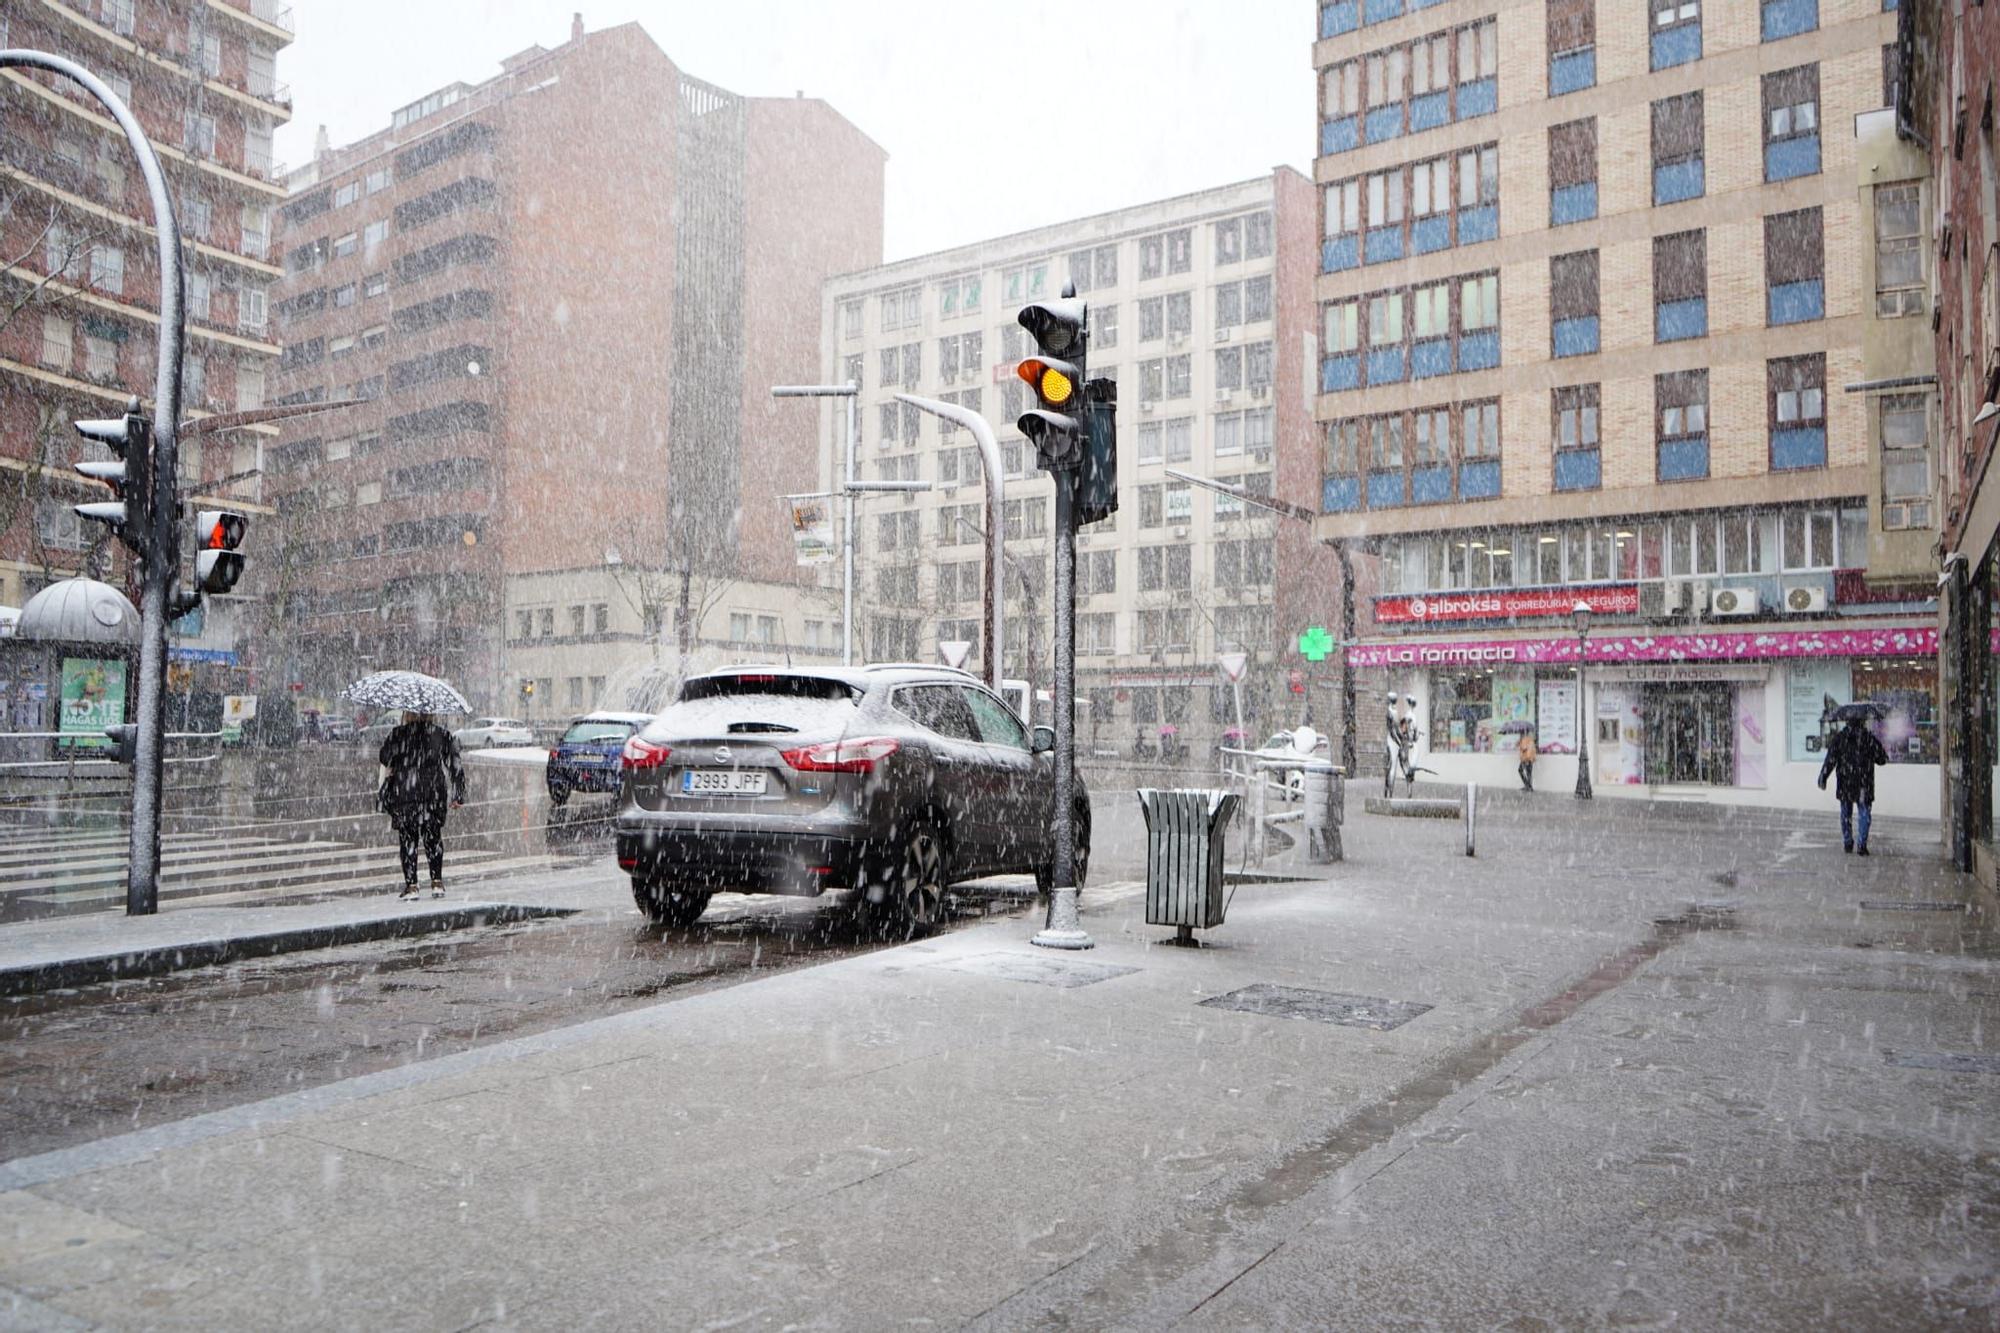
[1018,357,1075,406]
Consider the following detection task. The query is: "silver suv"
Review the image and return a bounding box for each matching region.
[614,664,1090,933]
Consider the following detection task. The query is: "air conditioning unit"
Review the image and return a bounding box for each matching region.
[1664,578,1707,614]
[1172,525,1190,539]
[1784,584,1829,613]
[1711,587,1760,617]
[1217,327,1235,343]
[1215,389,1235,405]
[1140,400,1157,415]
[1688,579,1711,613]
[1169,332,1188,347]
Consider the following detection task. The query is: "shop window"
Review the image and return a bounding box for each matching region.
[1649,0,1701,70]
[1654,229,1708,342]
[1769,354,1827,470]
[1553,384,1601,491]
[1880,393,1932,530]
[1873,183,1924,317]
[1548,0,1596,95]
[1549,118,1598,225]
[1432,670,1534,754]
[1551,251,1600,357]
[1651,92,1705,204]
[1765,207,1824,325]
[1656,369,1709,481]
[1785,659,1936,766]
[1762,65,1821,181]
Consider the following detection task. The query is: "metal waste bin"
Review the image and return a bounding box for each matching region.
[1301,761,1345,863]
[1137,788,1239,943]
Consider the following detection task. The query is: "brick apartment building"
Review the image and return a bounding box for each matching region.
[1311,0,1935,813]
[818,170,1351,758]
[1,0,291,696]
[267,17,882,717]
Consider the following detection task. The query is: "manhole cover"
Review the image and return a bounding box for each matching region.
[1884,1051,2000,1075]
[1859,901,1966,913]
[1199,983,1431,1031]
[934,952,1139,989]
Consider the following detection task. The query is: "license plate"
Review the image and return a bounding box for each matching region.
[681,769,768,795]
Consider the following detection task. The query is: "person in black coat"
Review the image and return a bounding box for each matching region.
[1817,715,1889,855]
[378,711,467,898]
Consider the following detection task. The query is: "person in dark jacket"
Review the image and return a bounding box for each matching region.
[1817,715,1889,855]
[378,711,467,898]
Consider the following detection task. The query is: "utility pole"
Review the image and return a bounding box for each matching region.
[772,383,859,664]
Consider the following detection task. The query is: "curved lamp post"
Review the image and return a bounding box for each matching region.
[1572,600,1593,800]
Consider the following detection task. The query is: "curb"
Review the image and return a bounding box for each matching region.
[0,903,579,998]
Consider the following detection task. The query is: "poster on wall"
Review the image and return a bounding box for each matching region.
[1736,684,1767,788]
[1786,661,1851,763]
[57,658,126,750]
[1595,685,1646,785]
[1488,675,1533,753]
[1536,680,1577,754]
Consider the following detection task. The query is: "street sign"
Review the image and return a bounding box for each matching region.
[1298,626,1335,662]
[1218,651,1248,683]
[939,639,973,670]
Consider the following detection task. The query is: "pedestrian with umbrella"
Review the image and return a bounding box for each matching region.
[1817,703,1889,856]
[343,672,470,899]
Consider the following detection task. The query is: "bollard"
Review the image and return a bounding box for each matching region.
[1303,761,1345,863]
[1464,781,1476,857]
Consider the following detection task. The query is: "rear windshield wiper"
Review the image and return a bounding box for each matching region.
[727,721,800,734]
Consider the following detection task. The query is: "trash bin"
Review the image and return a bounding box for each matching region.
[1301,761,1345,863]
[1137,787,1239,944]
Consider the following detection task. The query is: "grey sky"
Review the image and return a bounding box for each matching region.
[273,1,1315,262]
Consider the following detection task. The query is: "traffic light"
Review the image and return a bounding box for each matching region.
[103,723,138,765]
[1016,296,1088,470]
[72,401,153,554]
[1077,377,1118,526]
[521,679,536,700]
[192,510,247,595]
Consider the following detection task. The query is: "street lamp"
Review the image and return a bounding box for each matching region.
[1572,601,1593,800]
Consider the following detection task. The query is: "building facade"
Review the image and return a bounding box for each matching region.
[266,18,882,718]
[1,0,291,699]
[1311,0,1935,813]
[818,170,1345,758]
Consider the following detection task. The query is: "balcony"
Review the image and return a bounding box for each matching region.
[1554,448,1601,491]
[1549,47,1596,96]
[1654,158,1705,205]
[1764,134,1820,181]
[1771,426,1826,470]
[1651,24,1701,71]
[1552,316,1599,358]
[1551,183,1597,225]
[1319,0,1358,37]
[1658,436,1709,481]
[1655,297,1707,342]
[1762,0,1817,42]
[1767,279,1824,326]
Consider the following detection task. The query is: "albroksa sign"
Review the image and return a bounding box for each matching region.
[1373,586,1641,624]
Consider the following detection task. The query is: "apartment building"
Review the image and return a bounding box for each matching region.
[267,18,882,716]
[0,0,291,691]
[819,170,1344,755]
[1312,0,1934,813]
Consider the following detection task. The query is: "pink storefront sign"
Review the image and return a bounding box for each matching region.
[1345,626,1938,669]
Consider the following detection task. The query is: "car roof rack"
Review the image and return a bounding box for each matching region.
[860,662,980,679]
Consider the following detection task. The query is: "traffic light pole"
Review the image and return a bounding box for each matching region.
[895,394,1004,690]
[5,50,183,915]
[772,382,859,664]
[1032,466,1091,950]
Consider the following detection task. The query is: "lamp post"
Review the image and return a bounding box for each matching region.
[1572,601,1593,800]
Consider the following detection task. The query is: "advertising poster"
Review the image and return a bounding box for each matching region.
[1536,679,1576,754]
[1735,684,1767,788]
[1786,661,1851,763]
[1595,685,1646,785]
[57,658,126,750]
[1490,674,1533,757]
[787,499,836,567]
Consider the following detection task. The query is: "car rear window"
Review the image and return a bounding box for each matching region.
[563,723,632,743]
[680,675,860,703]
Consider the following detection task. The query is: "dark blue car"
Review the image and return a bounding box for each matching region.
[547,712,652,806]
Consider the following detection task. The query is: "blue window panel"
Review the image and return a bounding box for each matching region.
[1764,135,1821,181]
[1552,316,1599,358]
[1459,459,1502,499]
[1367,470,1408,508]
[1771,426,1827,470]
[1410,0,1448,8]
[1364,106,1405,144]
[1321,117,1360,156]
[1364,227,1405,265]
[1553,449,1601,491]
[1322,475,1363,513]
[1410,465,1454,504]
[1550,182,1597,225]
[1768,279,1824,326]
[1367,345,1407,384]
[1411,216,1452,254]
[1549,48,1596,96]
[1456,204,1498,245]
[1410,90,1451,132]
[1362,0,1402,23]
[1762,0,1817,42]
[1457,329,1500,371]
[1456,78,1498,120]
[1319,0,1358,37]
[1655,297,1707,342]
[1321,354,1361,393]
[1410,337,1452,379]
[1322,234,1360,273]
[1654,158,1705,205]
[1651,25,1701,70]
[1658,436,1709,481]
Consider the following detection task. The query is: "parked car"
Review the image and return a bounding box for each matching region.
[546,711,653,806]
[614,664,1091,934]
[455,716,535,748]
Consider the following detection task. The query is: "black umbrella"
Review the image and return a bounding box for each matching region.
[1830,701,1886,722]
[341,670,471,715]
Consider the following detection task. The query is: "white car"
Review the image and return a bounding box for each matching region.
[455,716,535,748]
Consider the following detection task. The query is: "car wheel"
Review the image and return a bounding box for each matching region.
[869,822,949,938]
[632,878,710,929]
[1034,804,1091,897]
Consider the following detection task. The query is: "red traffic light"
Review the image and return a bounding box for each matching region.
[197,510,246,549]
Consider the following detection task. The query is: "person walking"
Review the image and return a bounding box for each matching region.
[1516,729,1537,792]
[1817,714,1888,855]
[378,710,466,899]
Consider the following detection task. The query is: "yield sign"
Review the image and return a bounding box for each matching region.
[1217,651,1248,683]
[938,640,973,670]
[1298,626,1335,662]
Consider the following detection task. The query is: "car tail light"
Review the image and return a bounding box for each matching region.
[622,736,672,770]
[548,748,558,761]
[781,736,900,774]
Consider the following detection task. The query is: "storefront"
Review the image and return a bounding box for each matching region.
[1349,625,1940,817]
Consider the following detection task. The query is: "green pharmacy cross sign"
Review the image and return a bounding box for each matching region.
[1298,625,1335,662]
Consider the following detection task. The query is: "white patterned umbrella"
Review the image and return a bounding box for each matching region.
[340,670,471,715]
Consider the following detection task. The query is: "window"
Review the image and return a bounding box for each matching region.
[335,181,360,208]
[1762,0,1817,42]
[1245,212,1273,260]
[1651,93,1705,204]
[333,232,359,259]
[1166,291,1192,339]
[1550,251,1600,357]
[184,111,216,155]
[1769,354,1826,470]
[1214,219,1242,266]
[90,244,124,295]
[1762,65,1821,181]
[1553,384,1601,490]
[184,195,212,239]
[38,314,74,371]
[1873,184,1924,316]
[1139,484,1164,528]
[1165,479,1193,524]
[333,282,357,309]
[1095,304,1118,349]
[1139,296,1164,342]
[1781,510,1836,570]
[239,286,268,331]
[1165,354,1191,399]
[1322,58,1362,151]
[1166,415,1194,462]
[363,271,389,298]
[1549,119,1598,224]
[1880,393,1931,529]
[366,167,392,195]
[363,219,390,249]
[879,346,899,388]
[83,333,117,380]
[1215,346,1243,392]
[1764,207,1825,325]
[842,300,862,339]
[1166,229,1192,275]
[1650,0,1701,70]
[188,270,214,321]
[1653,229,1708,342]
[1548,0,1597,91]
[183,354,205,406]
[1656,370,1709,481]
[99,0,134,35]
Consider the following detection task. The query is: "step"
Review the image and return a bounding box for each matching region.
[2,842,507,900]
[0,840,394,896]
[18,846,523,909]
[0,837,330,878]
